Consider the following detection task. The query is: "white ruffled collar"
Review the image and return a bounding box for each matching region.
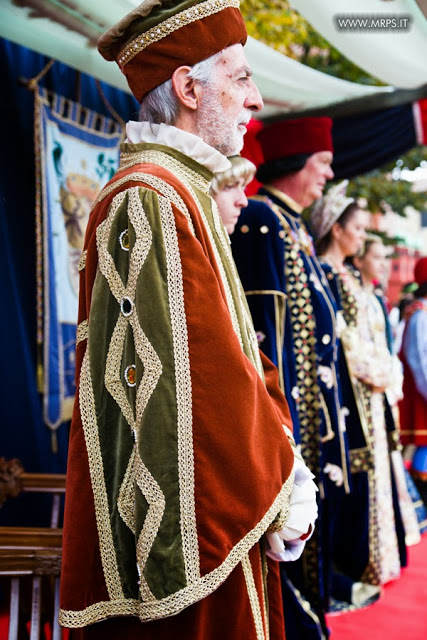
[125,121,231,174]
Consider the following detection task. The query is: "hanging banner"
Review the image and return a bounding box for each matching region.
[35,86,123,441]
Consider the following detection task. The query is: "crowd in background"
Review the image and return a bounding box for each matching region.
[212,124,427,639]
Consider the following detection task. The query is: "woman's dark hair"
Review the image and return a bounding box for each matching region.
[415,282,427,298]
[398,295,413,321]
[256,153,310,183]
[316,202,360,256]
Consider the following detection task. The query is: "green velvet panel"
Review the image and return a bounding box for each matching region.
[88,187,186,600]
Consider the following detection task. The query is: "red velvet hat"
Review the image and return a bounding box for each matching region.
[241,118,264,195]
[98,0,247,102]
[414,256,427,285]
[257,117,333,163]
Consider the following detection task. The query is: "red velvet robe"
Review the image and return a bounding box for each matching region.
[60,143,295,639]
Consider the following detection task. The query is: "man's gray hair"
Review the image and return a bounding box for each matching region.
[138,51,222,125]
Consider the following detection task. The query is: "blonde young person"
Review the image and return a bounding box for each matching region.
[211,155,256,234]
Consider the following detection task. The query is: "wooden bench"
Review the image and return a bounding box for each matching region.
[0,464,66,640]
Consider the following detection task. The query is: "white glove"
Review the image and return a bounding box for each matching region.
[318,365,334,389]
[323,463,344,487]
[266,455,318,562]
[267,533,307,562]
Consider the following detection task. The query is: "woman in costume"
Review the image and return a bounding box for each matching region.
[355,243,425,548]
[311,182,405,603]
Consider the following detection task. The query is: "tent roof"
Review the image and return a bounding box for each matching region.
[1,0,427,119]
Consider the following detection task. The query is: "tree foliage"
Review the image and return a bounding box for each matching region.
[347,167,427,217]
[240,0,427,221]
[240,0,384,85]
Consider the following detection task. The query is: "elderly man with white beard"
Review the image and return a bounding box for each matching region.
[59,2,318,639]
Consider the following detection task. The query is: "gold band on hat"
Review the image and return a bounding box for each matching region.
[118,0,240,69]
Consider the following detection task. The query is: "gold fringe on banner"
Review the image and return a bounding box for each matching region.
[95,79,126,141]
[31,60,56,394]
[28,60,125,453]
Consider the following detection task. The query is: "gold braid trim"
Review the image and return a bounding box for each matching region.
[117,448,136,533]
[120,149,211,194]
[79,349,124,601]
[267,201,324,602]
[92,171,196,236]
[117,0,240,68]
[96,188,165,602]
[59,472,294,628]
[76,320,89,346]
[267,508,290,533]
[242,554,267,640]
[159,196,200,583]
[78,250,87,271]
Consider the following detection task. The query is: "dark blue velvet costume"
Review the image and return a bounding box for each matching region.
[231,188,349,639]
[320,263,407,598]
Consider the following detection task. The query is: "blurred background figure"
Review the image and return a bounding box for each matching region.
[399,257,427,506]
[232,117,349,640]
[210,155,256,235]
[312,186,383,606]
[354,239,422,550]
[313,185,407,606]
[388,282,418,356]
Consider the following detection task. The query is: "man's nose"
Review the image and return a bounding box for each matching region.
[245,79,264,112]
[326,164,334,180]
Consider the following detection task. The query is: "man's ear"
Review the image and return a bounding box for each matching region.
[172,66,202,111]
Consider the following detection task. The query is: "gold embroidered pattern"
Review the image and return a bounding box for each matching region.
[59,473,294,627]
[78,250,87,271]
[242,554,266,640]
[349,447,374,473]
[319,391,335,444]
[159,196,200,583]
[265,199,330,607]
[79,349,124,600]
[361,462,381,586]
[96,188,165,602]
[76,319,89,345]
[120,149,210,194]
[336,271,381,585]
[92,171,196,236]
[117,0,240,68]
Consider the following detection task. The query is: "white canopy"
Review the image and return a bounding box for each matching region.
[0,0,404,119]
[290,0,427,89]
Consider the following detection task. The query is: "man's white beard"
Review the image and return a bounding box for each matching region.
[196,91,249,156]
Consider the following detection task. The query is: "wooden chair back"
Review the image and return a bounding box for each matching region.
[0,467,66,640]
